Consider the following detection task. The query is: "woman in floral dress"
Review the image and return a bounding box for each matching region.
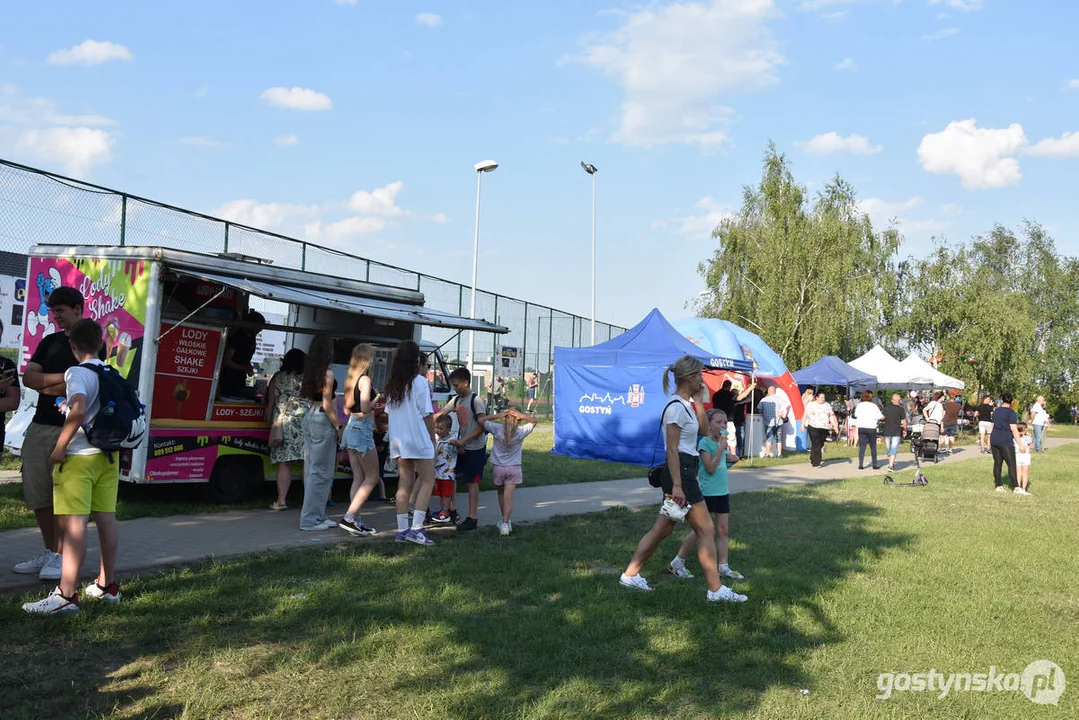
[267,349,306,510]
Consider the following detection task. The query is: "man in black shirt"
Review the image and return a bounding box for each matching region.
[976,395,994,454]
[13,286,102,580]
[881,393,907,471]
[218,310,265,400]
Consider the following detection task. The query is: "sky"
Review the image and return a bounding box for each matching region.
[2,0,1078,332]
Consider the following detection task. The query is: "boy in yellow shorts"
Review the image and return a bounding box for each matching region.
[23,319,121,614]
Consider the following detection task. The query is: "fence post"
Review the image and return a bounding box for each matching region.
[301,242,307,271]
[457,285,464,366]
[365,260,371,282]
[521,302,528,406]
[547,312,554,415]
[223,221,230,254]
[492,295,499,382]
[119,194,127,247]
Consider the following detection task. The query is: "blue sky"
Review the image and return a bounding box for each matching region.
[2,0,1078,331]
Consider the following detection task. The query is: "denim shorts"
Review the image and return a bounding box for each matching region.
[341,415,375,453]
[885,435,901,457]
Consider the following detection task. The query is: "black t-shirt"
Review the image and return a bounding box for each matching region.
[219,331,258,398]
[712,389,735,416]
[976,403,993,423]
[990,406,1019,447]
[29,332,82,427]
[881,404,906,436]
[0,356,21,447]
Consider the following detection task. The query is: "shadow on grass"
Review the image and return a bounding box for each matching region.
[1,485,911,718]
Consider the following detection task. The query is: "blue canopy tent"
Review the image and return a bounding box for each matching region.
[553,308,753,465]
[792,356,877,390]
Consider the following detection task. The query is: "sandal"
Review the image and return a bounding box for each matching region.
[269,502,288,511]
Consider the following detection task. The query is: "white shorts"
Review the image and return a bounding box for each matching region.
[978,421,993,435]
[1016,452,1031,467]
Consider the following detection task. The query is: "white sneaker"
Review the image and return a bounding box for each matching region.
[300,520,337,531]
[707,585,748,603]
[1016,488,1031,496]
[668,558,694,579]
[22,586,80,615]
[85,581,121,603]
[995,486,1007,493]
[719,566,745,581]
[13,550,53,575]
[498,522,511,535]
[38,551,62,581]
[619,573,653,591]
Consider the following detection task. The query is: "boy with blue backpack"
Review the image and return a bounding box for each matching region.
[24,318,145,615]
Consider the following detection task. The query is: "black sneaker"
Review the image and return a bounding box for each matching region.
[449,510,461,525]
[338,518,376,537]
[457,517,478,532]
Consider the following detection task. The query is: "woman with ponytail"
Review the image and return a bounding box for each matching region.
[337,344,381,537]
[483,407,537,535]
[619,355,748,602]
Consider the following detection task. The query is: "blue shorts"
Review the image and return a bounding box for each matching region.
[341,415,375,452]
[456,447,488,484]
[527,387,537,399]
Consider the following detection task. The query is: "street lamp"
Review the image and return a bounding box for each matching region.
[468,160,498,379]
[581,161,597,345]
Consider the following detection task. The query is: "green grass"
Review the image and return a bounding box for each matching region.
[3,447,1077,719]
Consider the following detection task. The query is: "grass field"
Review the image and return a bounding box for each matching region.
[3,445,1076,719]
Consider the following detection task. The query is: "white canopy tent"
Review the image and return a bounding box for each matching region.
[849,345,933,388]
[898,353,965,390]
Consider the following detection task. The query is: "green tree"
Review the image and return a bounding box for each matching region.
[697,143,900,370]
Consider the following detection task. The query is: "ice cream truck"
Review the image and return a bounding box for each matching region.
[9,245,506,502]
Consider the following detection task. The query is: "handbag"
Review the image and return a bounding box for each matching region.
[268,420,284,448]
[648,399,686,488]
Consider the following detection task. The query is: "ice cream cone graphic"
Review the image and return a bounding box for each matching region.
[173,381,191,416]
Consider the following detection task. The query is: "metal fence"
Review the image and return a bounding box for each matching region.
[0,158,625,414]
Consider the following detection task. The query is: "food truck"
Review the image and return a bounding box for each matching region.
[9,245,507,501]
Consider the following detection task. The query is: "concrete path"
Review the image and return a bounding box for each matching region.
[2,438,1074,596]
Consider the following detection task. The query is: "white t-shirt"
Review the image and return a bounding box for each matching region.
[853,401,883,430]
[662,396,699,456]
[924,401,945,424]
[1031,402,1049,426]
[62,360,105,456]
[484,420,535,466]
[387,375,435,460]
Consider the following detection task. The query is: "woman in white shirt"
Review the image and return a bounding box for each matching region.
[619,355,747,603]
[385,340,437,546]
[852,390,884,470]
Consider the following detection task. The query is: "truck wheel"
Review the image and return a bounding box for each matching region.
[207,456,263,504]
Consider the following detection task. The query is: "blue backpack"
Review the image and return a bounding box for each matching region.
[81,363,147,458]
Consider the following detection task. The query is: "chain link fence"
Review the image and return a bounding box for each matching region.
[0,159,625,415]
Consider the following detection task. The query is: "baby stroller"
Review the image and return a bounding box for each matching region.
[909,414,940,465]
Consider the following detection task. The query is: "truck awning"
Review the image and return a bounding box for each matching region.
[179,270,509,333]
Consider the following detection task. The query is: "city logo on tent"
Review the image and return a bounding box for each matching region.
[578,384,646,415]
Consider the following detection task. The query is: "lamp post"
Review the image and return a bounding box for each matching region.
[581,161,597,345]
[467,160,498,379]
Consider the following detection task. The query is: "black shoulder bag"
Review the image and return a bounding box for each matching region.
[648,399,687,488]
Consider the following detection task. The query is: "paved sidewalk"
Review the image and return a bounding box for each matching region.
[2,438,1074,596]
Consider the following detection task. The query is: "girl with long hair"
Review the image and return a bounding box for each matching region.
[620,355,748,602]
[338,344,381,536]
[482,407,537,535]
[266,348,306,510]
[385,340,437,545]
[298,334,341,531]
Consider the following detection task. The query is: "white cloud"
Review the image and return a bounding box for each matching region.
[260,86,333,111]
[347,181,404,216]
[415,13,442,27]
[211,181,434,252]
[795,132,882,155]
[16,128,114,175]
[1067,79,1079,89]
[859,197,951,236]
[333,0,357,5]
[576,0,783,150]
[273,134,299,147]
[801,0,899,8]
[834,57,855,71]
[939,202,964,216]
[179,137,230,148]
[47,40,133,66]
[922,27,960,41]
[917,119,1027,188]
[0,84,117,175]
[928,0,984,11]
[667,197,735,237]
[1025,132,1079,158]
[822,11,847,20]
